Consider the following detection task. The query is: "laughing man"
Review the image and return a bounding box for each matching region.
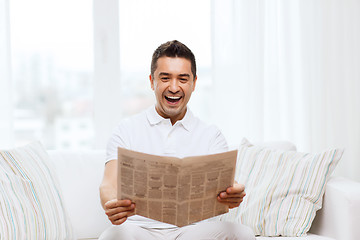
[99,40,255,240]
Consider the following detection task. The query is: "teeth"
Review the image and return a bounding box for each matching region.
[167,96,181,100]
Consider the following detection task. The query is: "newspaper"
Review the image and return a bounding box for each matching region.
[117,147,237,227]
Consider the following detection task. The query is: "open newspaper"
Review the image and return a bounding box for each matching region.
[117,147,237,227]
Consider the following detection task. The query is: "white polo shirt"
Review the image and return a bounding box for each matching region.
[106,105,228,228]
[106,106,228,162]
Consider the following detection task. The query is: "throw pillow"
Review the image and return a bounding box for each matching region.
[0,141,74,239]
[220,138,343,237]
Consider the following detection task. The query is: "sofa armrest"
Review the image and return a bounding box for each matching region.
[309,177,360,240]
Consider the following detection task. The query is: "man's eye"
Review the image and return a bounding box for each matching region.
[161,77,170,81]
[180,78,188,82]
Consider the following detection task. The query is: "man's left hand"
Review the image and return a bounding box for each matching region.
[217,183,246,209]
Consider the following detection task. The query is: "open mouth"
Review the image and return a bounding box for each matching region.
[165,96,182,104]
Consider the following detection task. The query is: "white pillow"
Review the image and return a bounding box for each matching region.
[221,138,343,237]
[0,141,74,239]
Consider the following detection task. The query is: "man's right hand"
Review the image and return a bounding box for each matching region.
[104,199,135,225]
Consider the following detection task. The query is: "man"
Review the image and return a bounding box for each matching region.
[99,40,254,239]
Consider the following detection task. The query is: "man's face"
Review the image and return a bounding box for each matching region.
[150,57,197,124]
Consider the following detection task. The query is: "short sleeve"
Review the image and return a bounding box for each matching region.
[208,126,228,154]
[105,121,131,163]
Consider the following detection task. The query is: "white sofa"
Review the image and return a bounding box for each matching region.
[48,147,360,240]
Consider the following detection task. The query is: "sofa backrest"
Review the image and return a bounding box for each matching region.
[48,149,111,239]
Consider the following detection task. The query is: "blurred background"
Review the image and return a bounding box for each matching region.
[1,0,359,181]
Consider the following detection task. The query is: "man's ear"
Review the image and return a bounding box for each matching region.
[192,75,197,92]
[149,74,154,90]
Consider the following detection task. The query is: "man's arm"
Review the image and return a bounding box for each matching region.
[99,160,135,225]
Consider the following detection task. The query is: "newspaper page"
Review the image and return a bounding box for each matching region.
[117,147,238,227]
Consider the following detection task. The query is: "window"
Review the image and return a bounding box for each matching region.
[10,0,93,149]
[7,0,212,149]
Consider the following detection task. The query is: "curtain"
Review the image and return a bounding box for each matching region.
[0,0,14,148]
[211,0,360,181]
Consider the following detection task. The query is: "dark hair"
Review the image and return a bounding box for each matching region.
[151,40,196,78]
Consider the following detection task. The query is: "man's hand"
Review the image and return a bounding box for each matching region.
[104,199,135,225]
[217,183,246,209]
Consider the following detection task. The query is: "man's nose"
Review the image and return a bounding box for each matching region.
[168,79,180,93]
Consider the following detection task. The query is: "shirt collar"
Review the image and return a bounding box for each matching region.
[177,107,195,132]
[146,105,164,125]
[146,105,195,132]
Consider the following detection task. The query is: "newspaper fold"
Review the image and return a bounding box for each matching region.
[117,147,237,227]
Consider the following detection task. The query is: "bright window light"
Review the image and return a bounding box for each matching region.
[10,0,94,149]
[9,0,212,149]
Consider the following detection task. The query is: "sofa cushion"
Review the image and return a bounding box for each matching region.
[0,141,74,239]
[221,138,343,237]
[256,233,335,240]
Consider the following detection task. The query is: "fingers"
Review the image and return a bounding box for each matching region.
[108,211,131,225]
[227,183,245,194]
[218,191,246,199]
[217,192,245,202]
[113,216,128,225]
[104,199,135,225]
[217,194,244,208]
[105,199,132,209]
[217,183,246,208]
[105,203,135,217]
